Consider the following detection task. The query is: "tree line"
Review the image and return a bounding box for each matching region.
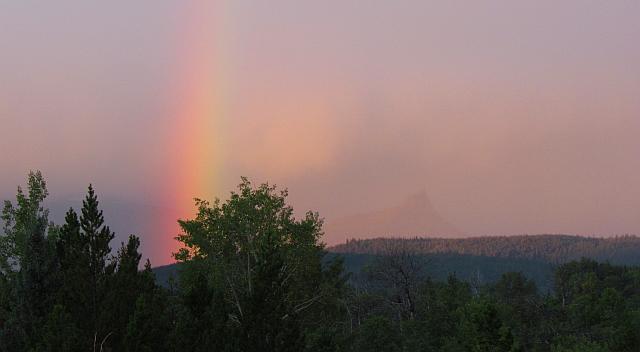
[331,235,640,265]
[1,172,639,351]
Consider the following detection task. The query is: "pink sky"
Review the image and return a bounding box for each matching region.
[1,1,639,263]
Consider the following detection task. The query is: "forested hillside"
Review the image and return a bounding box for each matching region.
[330,235,640,265]
[155,253,556,292]
[156,231,640,294]
[4,173,640,351]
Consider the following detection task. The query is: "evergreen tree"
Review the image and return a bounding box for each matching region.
[355,316,402,352]
[57,208,84,271]
[493,272,541,350]
[40,304,81,352]
[56,208,90,346]
[78,184,115,349]
[102,235,157,350]
[456,299,515,352]
[123,286,171,352]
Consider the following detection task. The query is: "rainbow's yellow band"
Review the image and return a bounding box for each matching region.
[165,1,228,255]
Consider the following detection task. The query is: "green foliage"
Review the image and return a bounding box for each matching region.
[304,325,351,352]
[174,178,347,352]
[54,184,119,349]
[124,290,171,352]
[81,187,114,275]
[444,298,515,352]
[40,304,81,352]
[102,235,158,350]
[15,217,59,349]
[1,171,50,274]
[3,173,640,351]
[55,208,92,345]
[355,316,401,352]
[1,173,162,351]
[551,259,640,351]
[493,272,542,350]
[0,171,58,351]
[551,336,609,352]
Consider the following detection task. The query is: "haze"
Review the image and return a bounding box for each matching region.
[1,1,639,264]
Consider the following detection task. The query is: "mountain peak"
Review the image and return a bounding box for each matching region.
[323,190,463,245]
[402,190,431,208]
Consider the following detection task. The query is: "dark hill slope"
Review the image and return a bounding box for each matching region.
[329,235,640,265]
[154,235,640,292]
[153,253,555,291]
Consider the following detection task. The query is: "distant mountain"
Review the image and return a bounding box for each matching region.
[322,191,463,245]
[321,234,640,291]
[156,234,640,291]
[153,262,183,288]
[329,235,640,265]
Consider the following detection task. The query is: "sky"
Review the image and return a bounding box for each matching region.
[1,1,639,265]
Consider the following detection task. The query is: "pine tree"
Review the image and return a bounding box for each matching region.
[57,208,83,268]
[102,235,157,350]
[78,184,115,349]
[123,287,171,352]
[40,304,81,352]
[56,208,91,348]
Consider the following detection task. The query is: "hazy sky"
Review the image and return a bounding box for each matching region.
[1,1,639,263]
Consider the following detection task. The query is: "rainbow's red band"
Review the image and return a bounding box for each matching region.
[163,1,227,259]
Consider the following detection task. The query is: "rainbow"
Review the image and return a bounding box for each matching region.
[161,1,229,261]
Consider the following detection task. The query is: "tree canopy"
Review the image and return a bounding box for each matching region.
[174,177,347,352]
[1,172,640,351]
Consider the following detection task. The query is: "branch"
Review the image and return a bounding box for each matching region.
[99,332,113,352]
[293,294,324,314]
[226,275,244,318]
